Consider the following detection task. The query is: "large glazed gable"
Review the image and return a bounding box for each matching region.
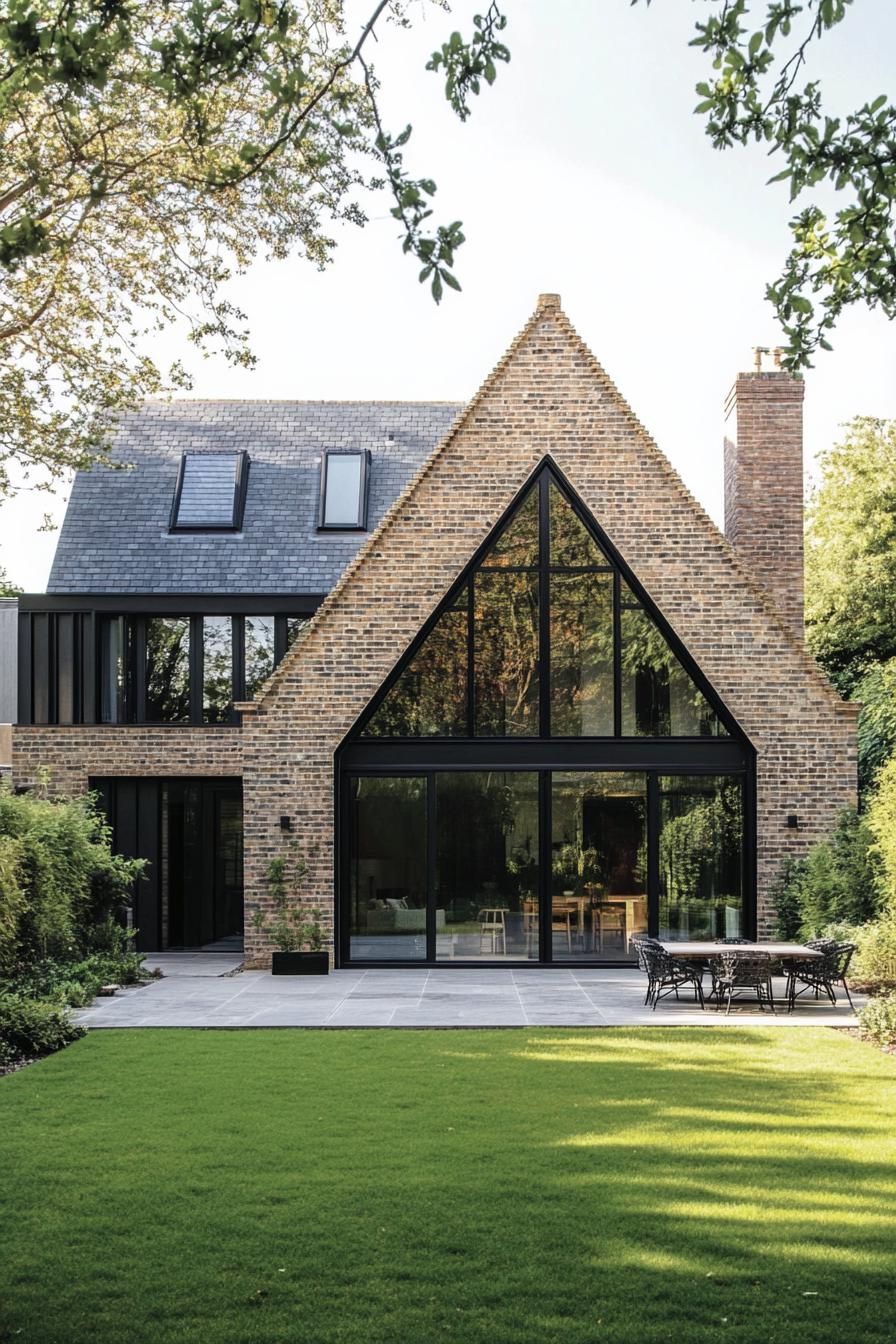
[256,294,848,732]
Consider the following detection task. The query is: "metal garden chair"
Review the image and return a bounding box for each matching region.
[785,941,856,1012]
[713,949,776,1014]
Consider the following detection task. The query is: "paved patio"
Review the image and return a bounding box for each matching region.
[75,958,863,1028]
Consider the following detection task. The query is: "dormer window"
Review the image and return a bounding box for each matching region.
[318,450,369,530]
[170,451,249,531]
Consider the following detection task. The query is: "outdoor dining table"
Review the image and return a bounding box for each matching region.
[655,941,824,1011]
[657,941,824,961]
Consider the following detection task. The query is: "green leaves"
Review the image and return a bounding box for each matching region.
[679,0,890,368]
[426,3,509,123]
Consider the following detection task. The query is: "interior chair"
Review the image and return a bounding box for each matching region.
[550,903,573,955]
[592,902,626,953]
[478,908,506,956]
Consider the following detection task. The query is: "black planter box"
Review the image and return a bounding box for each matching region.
[272,951,329,976]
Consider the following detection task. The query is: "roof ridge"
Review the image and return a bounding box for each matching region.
[254,298,557,707]
[139,398,465,407]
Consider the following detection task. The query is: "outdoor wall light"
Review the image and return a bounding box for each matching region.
[786,814,799,829]
[279,815,292,831]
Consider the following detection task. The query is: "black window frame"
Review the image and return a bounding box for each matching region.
[317,450,370,531]
[335,455,758,968]
[169,450,250,533]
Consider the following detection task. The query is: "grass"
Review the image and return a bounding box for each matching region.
[1,1028,895,1344]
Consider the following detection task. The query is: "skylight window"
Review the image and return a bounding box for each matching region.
[319,451,369,530]
[170,451,249,531]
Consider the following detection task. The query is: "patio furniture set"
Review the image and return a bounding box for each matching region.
[632,936,856,1013]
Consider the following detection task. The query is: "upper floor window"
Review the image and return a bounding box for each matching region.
[170,451,249,531]
[359,466,730,741]
[318,451,369,530]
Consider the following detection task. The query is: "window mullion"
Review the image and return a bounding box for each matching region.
[538,471,551,738]
[613,570,622,737]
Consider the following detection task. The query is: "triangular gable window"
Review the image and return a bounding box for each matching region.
[361,463,729,739]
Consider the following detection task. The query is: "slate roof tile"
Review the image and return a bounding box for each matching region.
[47,401,462,594]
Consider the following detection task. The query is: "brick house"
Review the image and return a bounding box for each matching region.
[12,295,858,966]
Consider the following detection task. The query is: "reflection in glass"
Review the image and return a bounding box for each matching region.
[659,775,744,941]
[435,772,538,961]
[551,573,614,735]
[203,616,233,722]
[364,592,468,737]
[349,776,427,960]
[474,572,539,736]
[620,604,725,737]
[100,616,128,723]
[551,773,647,960]
[286,616,310,651]
[145,618,190,722]
[549,482,607,568]
[481,484,539,568]
[245,616,275,700]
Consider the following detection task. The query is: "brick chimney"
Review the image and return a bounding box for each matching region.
[724,362,805,641]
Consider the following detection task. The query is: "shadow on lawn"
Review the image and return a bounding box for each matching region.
[462,1029,896,1340]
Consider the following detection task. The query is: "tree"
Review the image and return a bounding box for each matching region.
[0,564,20,596]
[0,0,508,496]
[639,0,896,370]
[805,417,896,694]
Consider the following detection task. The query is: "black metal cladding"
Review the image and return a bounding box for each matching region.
[17,603,314,725]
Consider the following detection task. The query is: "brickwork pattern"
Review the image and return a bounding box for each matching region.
[724,373,805,641]
[13,726,242,796]
[14,298,858,964]
[237,296,857,963]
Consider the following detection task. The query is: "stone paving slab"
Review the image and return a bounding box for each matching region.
[74,966,864,1029]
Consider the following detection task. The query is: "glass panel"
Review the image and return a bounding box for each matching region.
[286,616,310,650]
[620,605,726,736]
[480,484,539,568]
[175,453,238,528]
[474,572,539,736]
[659,775,744,941]
[550,572,614,735]
[203,617,232,723]
[349,776,427,961]
[244,616,275,700]
[435,772,539,961]
[550,482,607,567]
[323,454,363,527]
[145,618,190,722]
[364,600,468,737]
[551,773,647,960]
[99,616,127,723]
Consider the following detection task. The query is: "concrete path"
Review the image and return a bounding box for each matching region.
[76,963,863,1029]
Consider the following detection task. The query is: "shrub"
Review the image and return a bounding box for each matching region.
[0,784,144,971]
[0,992,84,1061]
[855,658,896,799]
[858,989,896,1048]
[822,913,896,994]
[772,809,884,938]
[867,756,896,909]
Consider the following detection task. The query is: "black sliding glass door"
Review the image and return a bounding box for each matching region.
[342,767,748,966]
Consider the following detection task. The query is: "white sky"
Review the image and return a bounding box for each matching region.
[2,0,895,591]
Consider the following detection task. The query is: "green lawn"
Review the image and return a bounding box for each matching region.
[1,1029,895,1344]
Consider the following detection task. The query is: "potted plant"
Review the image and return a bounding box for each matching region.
[252,845,329,975]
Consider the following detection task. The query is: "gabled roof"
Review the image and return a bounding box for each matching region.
[47,401,462,595]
